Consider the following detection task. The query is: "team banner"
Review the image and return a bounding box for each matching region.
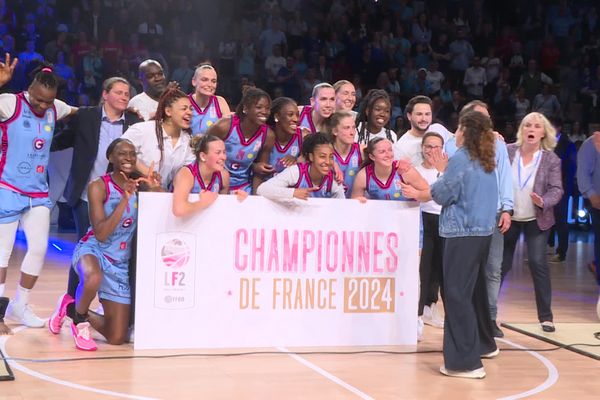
[135,193,420,350]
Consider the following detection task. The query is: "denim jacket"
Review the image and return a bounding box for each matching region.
[431,147,498,238]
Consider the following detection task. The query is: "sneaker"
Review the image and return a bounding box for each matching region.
[492,320,504,338]
[6,301,45,328]
[71,321,97,351]
[126,326,135,343]
[549,254,565,263]
[428,303,445,328]
[48,293,74,334]
[417,316,424,342]
[440,366,486,379]
[481,348,500,359]
[541,321,555,333]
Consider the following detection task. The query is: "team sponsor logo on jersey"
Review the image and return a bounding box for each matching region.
[33,138,45,150]
[253,142,261,152]
[230,162,241,170]
[17,162,31,174]
[46,112,54,123]
[44,124,52,132]
[120,241,127,250]
[290,146,299,156]
[394,179,402,190]
[23,119,31,129]
[122,217,133,228]
[36,165,44,173]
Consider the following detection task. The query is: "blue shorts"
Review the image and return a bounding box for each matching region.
[73,243,131,305]
[0,187,52,224]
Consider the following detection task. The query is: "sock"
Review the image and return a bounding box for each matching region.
[14,285,31,306]
[0,283,5,298]
[73,312,88,325]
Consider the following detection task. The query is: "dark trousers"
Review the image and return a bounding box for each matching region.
[591,207,600,285]
[502,220,553,322]
[443,236,496,371]
[547,196,569,258]
[419,212,444,315]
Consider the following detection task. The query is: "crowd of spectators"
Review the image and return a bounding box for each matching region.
[1,0,599,143]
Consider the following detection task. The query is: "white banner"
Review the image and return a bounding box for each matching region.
[135,193,420,350]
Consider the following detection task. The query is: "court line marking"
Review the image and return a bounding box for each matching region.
[276,346,374,400]
[0,328,559,400]
[0,327,158,400]
[496,337,559,400]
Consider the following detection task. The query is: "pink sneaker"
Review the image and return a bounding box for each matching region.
[71,321,97,351]
[48,293,74,334]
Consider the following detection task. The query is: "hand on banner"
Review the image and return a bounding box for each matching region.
[355,196,368,203]
[400,182,419,200]
[200,190,219,207]
[232,189,249,202]
[293,187,318,200]
[530,192,544,208]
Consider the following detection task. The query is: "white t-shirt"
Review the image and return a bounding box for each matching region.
[122,120,195,188]
[392,123,452,165]
[0,93,72,122]
[512,149,541,221]
[426,71,445,93]
[128,92,158,121]
[257,164,345,201]
[415,163,442,215]
[355,123,398,145]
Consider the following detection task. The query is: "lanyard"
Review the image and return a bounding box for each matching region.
[517,150,542,190]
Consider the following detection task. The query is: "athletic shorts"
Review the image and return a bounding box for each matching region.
[0,187,52,224]
[73,243,131,305]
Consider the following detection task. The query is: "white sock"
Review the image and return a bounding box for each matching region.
[14,285,31,306]
[0,283,5,298]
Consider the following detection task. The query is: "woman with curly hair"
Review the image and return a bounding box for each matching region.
[430,110,499,379]
[354,89,398,145]
[501,112,563,333]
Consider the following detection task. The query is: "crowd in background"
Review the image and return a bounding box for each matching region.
[1,0,599,141]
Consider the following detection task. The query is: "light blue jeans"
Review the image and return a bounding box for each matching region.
[485,222,504,321]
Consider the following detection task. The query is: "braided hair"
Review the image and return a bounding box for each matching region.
[266,96,297,128]
[153,87,189,166]
[355,89,393,145]
[28,62,62,90]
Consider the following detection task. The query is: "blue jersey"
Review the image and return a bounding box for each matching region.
[186,162,223,193]
[365,161,410,201]
[189,94,223,136]
[224,115,267,191]
[269,129,303,174]
[334,143,362,198]
[298,105,317,134]
[0,92,56,197]
[294,162,335,198]
[79,175,137,264]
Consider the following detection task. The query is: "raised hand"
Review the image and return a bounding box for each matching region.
[0,53,18,87]
[119,172,138,199]
[431,148,448,173]
[293,187,318,200]
[135,161,162,190]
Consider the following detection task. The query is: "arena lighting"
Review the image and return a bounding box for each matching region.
[578,209,588,219]
[51,243,63,252]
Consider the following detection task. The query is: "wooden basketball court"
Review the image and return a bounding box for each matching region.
[1,231,599,399]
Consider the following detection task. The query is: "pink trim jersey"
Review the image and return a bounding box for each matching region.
[185,162,223,193]
[189,94,222,136]
[269,128,303,174]
[78,175,137,264]
[298,105,317,134]
[334,143,362,198]
[294,162,335,198]
[0,93,56,197]
[365,161,410,201]
[224,115,267,192]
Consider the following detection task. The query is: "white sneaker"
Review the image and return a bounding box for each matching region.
[6,301,45,328]
[481,348,500,359]
[127,326,135,343]
[417,316,424,341]
[423,303,444,328]
[430,303,445,328]
[440,366,486,379]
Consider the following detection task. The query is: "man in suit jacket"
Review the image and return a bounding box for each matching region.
[50,77,142,326]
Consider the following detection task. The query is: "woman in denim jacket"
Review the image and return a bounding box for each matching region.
[501,112,563,333]
[430,111,498,379]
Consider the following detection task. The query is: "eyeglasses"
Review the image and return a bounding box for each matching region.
[423,145,442,150]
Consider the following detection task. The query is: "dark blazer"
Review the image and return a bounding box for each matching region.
[51,105,142,207]
[507,143,564,231]
[554,132,577,196]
